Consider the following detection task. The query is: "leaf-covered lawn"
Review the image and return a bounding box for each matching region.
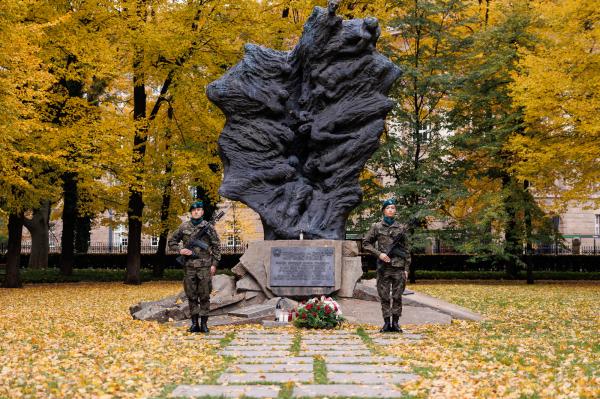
[0,282,222,399]
[0,282,598,398]
[393,282,600,399]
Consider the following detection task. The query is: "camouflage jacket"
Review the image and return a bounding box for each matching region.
[168,219,221,267]
[362,220,410,269]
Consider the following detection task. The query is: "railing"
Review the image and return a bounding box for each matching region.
[0,242,248,255]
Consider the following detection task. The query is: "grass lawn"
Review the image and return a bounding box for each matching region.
[0,281,598,398]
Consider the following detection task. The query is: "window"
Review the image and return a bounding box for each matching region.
[121,235,128,246]
[595,214,600,236]
[151,236,159,246]
[227,235,235,247]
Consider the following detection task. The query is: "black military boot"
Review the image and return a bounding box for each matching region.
[199,316,209,333]
[391,315,403,333]
[188,315,201,333]
[380,316,391,333]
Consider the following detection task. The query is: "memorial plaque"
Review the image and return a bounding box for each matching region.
[270,247,335,287]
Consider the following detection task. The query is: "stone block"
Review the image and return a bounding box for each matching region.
[352,282,379,301]
[231,262,248,277]
[342,240,359,257]
[171,385,280,398]
[211,275,236,297]
[328,372,419,384]
[293,385,405,398]
[228,303,276,318]
[228,363,312,373]
[218,372,313,384]
[236,274,262,292]
[339,256,363,297]
[209,293,245,311]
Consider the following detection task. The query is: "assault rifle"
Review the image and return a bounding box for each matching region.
[176,210,225,266]
[376,230,409,269]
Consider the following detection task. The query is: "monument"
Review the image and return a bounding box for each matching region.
[206,0,401,240]
[131,1,481,325]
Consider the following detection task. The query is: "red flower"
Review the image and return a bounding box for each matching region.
[316,305,320,310]
[312,312,316,317]
[302,313,307,319]
[306,303,313,310]
[325,307,332,314]
[333,304,338,311]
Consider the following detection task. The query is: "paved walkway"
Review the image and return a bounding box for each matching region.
[170,328,422,398]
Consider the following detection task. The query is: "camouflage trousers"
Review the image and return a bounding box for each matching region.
[376,266,406,318]
[183,264,212,316]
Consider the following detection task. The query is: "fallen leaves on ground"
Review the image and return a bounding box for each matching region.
[391,282,600,399]
[1,281,598,398]
[0,282,222,399]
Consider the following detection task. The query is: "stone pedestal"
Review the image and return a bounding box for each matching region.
[237,240,363,298]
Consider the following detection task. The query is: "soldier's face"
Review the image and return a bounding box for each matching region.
[191,208,204,219]
[383,205,396,217]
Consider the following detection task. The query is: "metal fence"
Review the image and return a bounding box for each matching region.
[0,241,248,255]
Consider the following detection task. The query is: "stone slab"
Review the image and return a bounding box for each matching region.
[219,350,290,357]
[262,320,292,328]
[217,372,313,384]
[302,339,363,345]
[339,256,364,298]
[209,293,246,311]
[238,242,274,298]
[235,356,313,364]
[170,385,280,398]
[337,299,452,325]
[228,363,313,372]
[299,349,371,356]
[342,240,359,257]
[293,385,405,398]
[300,345,368,351]
[236,274,263,292]
[324,356,400,363]
[230,339,293,345]
[328,372,419,384]
[403,291,484,321]
[227,303,275,318]
[327,364,408,373]
[224,345,291,351]
[270,246,335,286]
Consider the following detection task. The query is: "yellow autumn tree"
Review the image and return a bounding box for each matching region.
[509,0,600,205]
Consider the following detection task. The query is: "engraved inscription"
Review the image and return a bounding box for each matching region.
[270,247,335,287]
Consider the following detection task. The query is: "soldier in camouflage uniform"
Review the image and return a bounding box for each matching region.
[168,201,221,333]
[362,199,410,333]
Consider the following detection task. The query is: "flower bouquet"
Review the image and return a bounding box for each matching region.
[293,296,345,329]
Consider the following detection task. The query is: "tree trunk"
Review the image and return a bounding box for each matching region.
[75,215,91,253]
[154,163,173,278]
[23,200,51,269]
[523,180,534,284]
[4,213,23,288]
[502,175,521,279]
[60,173,77,275]
[125,25,148,285]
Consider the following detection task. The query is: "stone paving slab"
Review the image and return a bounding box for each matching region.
[302,338,363,344]
[300,345,368,351]
[369,333,423,340]
[328,372,419,384]
[217,372,313,384]
[225,345,291,351]
[235,356,313,364]
[228,363,313,372]
[324,355,401,363]
[219,349,290,357]
[327,363,409,373]
[292,384,405,398]
[170,384,280,398]
[299,349,371,356]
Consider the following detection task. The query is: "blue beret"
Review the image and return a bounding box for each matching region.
[381,198,396,211]
[189,201,204,211]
